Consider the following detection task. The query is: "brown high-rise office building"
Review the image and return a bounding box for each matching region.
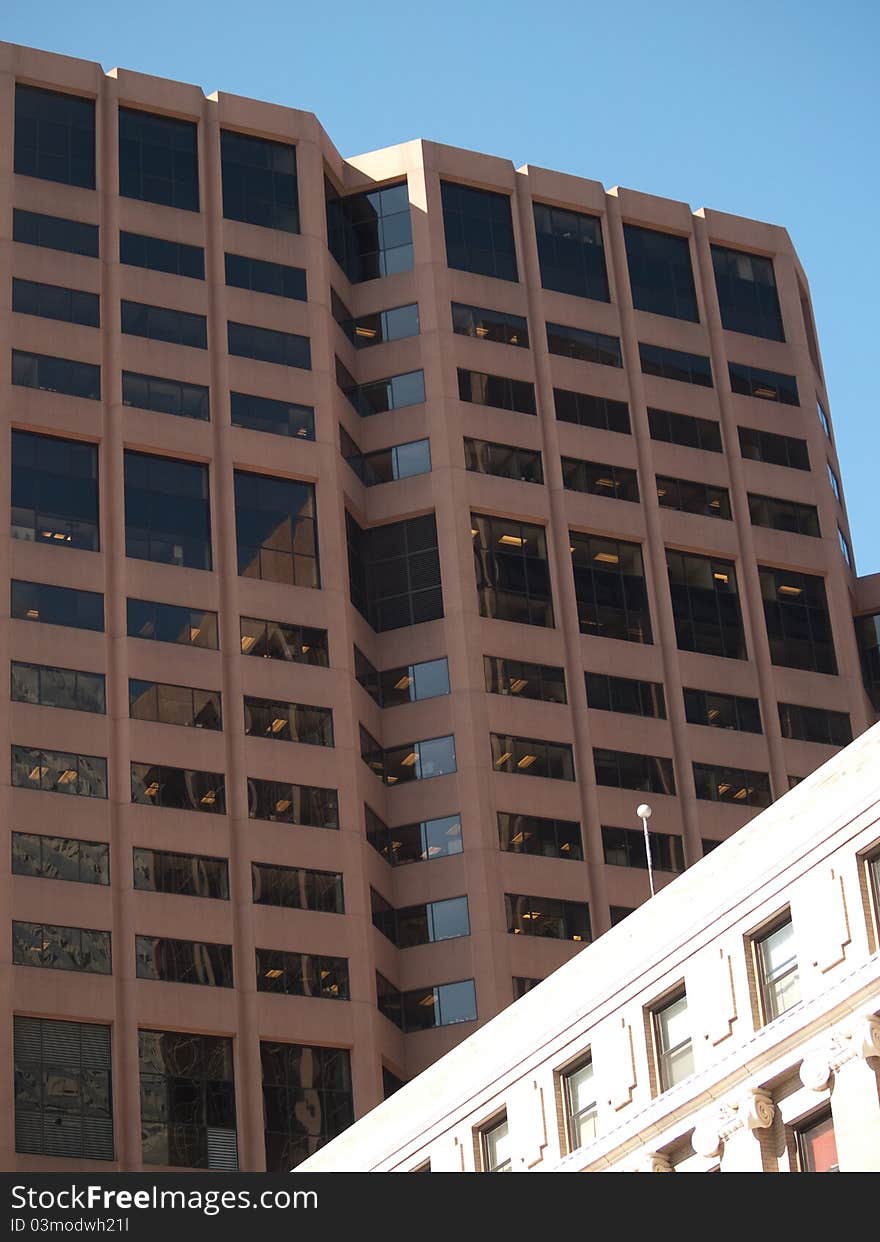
[2,41,879,1173]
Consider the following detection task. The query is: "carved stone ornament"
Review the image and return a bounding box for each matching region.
[691,1123,722,1159]
[637,1152,673,1173]
[848,1014,880,1062]
[799,1054,833,1092]
[740,1088,775,1131]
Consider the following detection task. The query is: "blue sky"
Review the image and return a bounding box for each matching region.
[6,0,879,574]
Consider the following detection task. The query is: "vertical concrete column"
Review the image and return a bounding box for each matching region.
[200,99,264,1171]
[0,57,16,1171]
[100,70,142,1170]
[603,196,703,867]
[511,178,606,928]
[830,1016,880,1171]
[717,1089,775,1172]
[690,219,790,799]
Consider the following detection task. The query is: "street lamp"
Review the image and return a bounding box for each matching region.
[637,803,655,898]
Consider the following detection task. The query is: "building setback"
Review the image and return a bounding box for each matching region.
[1,39,879,1172]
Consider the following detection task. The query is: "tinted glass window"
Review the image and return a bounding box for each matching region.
[12,429,99,551]
[484,656,565,703]
[11,746,108,799]
[683,687,762,733]
[465,438,543,483]
[120,232,204,279]
[624,225,698,321]
[134,848,229,899]
[240,616,328,664]
[260,1041,352,1171]
[347,512,442,632]
[127,599,217,648]
[748,493,820,538]
[498,812,582,860]
[11,662,106,715]
[12,350,100,400]
[729,362,798,405]
[547,322,622,367]
[122,371,210,421]
[13,278,99,327]
[534,203,608,301]
[563,457,639,502]
[247,780,338,829]
[777,702,852,746]
[14,84,95,189]
[222,130,298,231]
[472,514,553,628]
[585,672,666,718]
[337,359,424,415]
[648,408,722,453]
[738,426,809,471]
[711,245,784,340]
[554,388,630,434]
[131,762,225,813]
[759,566,837,674]
[130,680,222,730]
[234,470,318,587]
[452,302,528,346]
[118,107,198,211]
[458,368,536,414]
[490,733,574,781]
[121,301,207,349]
[124,451,212,570]
[12,580,104,632]
[692,762,772,807]
[230,391,314,439]
[505,894,590,940]
[640,343,712,386]
[365,807,463,866]
[12,832,109,885]
[13,209,98,257]
[326,179,411,280]
[656,475,731,519]
[441,180,517,281]
[228,321,310,369]
[570,533,651,643]
[136,936,232,987]
[593,748,676,794]
[139,1030,236,1169]
[667,551,745,659]
[225,253,306,300]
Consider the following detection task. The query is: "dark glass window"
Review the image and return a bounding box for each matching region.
[640,343,712,387]
[372,890,470,948]
[244,696,333,747]
[247,779,339,829]
[855,612,880,712]
[777,703,852,746]
[383,1069,406,1099]
[610,906,634,926]
[227,321,310,369]
[234,470,318,587]
[828,463,842,502]
[356,650,449,707]
[593,748,676,794]
[693,762,772,807]
[256,949,349,1000]
[120,232,204,278]
[133,848,229,899]
[465,437,543,483]
[759,566,837,674]
[124,451,211,569]
[251,862,344,912]
[484,656,566,703]
[337,359,425,415]
[11,429,99,551]
[701,839,722,856]
[729,362,798,405]
[377,975,477,1033]
[326,179,412,281]
[748,493,820,537]
[11,746,107,798]
[221,130,297,231]
[119,108,198,211]
[14,84,95,189]
[711,245,784,341]
[498,812,582,860]
[121,301,206,349]
[490,733,574,781]
[683,688,762,733]
[122,371,209,421]
[570,533,652,643]
[624,225,698,321]
[796,1109,839,1174]
[602,826,684,873]
[361,730,456,785]
[667,551,746,659]
[12,580,103,632]
[13,278,99,327]
[471,513,553,627]
[12,349,100,400]
[452,302,528,346]
[563,457,639,502]
[136,937,232,987]
[12,209,98,257]
[139,1030,237,1170]
[13,921,111,974]
[127,598,217,648]
[12,832,109,885]
[457,368,536,414]
[11,661,105,714]
[441,181,517,282]
[648,407,722,453]
[130,762,225,814]
[240,616,328,665]
[230,391,314,440]
[547,322,622,367]
[653,990,694,1091]
[346,512,443,632]
[341,428,431,486]
[225,253,306,300]
[365,807,462,866]
[533,203,608,301]
[585,672,666,718]
[554,388,630,434]
[817,400,832,439]
[738,425,809,471]
[129,680,222,730]
[334,295,419,348]
[261,1041,353,1171]
[656,475,731,519]
[14,1017,112,1161]
[505,894,590,941]
[513,976,542,999]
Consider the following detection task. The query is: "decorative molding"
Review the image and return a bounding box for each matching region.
[740,1088,775,1132]
[637,1151,674,1173]
[799,1053,833,1092]
[847,1013,880,1062]
[691,1122,722,1159]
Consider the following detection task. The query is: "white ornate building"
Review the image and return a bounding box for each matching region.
[298,721,880,1172]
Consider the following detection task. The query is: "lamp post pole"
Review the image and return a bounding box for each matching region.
[637,803,655,899]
